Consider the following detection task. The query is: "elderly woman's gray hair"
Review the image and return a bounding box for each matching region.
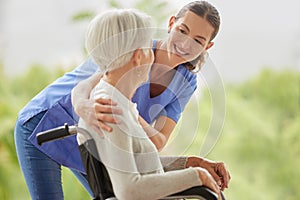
[85,9,155,72]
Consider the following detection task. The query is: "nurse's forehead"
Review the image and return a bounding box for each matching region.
[176,11,214,40]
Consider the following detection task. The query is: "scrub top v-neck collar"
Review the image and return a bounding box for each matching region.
[148,40,183,100]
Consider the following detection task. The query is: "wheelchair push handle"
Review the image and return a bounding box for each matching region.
[36,123,78,145]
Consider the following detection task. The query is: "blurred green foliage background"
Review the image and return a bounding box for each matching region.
[1,0,300,199]
[1,63,299,199]
[181,69,300,200]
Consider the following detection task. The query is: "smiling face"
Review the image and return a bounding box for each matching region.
[167,10,215,65]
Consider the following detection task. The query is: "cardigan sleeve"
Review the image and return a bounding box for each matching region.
[109,166,202,200]
[101,124,202,200]
[160,156,188,171]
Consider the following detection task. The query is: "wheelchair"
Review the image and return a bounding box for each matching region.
[37,123,226,200]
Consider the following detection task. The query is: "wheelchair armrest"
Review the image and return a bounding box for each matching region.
[103,186,224,200]
[160,186,225,200]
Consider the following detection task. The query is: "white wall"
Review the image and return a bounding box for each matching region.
[1,0,300,81]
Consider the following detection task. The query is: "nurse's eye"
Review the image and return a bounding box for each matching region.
[179,28,187,34]
[194,39,203,46]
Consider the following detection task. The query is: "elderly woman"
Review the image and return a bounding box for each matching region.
[77,9,220,200]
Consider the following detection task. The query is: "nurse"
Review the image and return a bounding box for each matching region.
[14,1,230,199]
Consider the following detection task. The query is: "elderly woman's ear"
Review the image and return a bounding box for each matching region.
[131,48,143,66]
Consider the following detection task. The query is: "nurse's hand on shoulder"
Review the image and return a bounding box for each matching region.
[76,97,122,137]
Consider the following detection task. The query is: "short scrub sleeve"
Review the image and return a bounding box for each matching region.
[164,73,197,123]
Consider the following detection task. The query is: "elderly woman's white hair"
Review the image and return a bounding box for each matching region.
[85,9,155,72]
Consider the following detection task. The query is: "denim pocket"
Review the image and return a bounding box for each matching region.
[22,111,47,132]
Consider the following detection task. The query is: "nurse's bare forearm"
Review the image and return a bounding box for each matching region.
[71,72,102,116]
[72,72,121,134]
[138,115,176,151]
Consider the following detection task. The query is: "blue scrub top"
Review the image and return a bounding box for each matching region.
[18,40,197,173]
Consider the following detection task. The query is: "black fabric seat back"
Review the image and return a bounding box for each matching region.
[79,140,115,200]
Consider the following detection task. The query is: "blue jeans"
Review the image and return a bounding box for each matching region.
[14,111,94,200]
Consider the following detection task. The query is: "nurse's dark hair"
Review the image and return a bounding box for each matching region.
[175,1,221,72]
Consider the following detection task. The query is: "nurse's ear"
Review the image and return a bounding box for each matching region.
[205,41,214,50]
[168,16,176,33]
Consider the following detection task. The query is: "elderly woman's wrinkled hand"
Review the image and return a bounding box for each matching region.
[186,156,231,191]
